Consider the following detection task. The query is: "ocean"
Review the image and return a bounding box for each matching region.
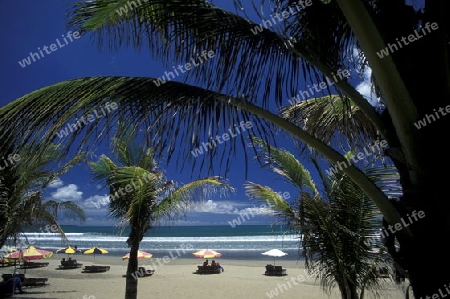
[18,225,303,261]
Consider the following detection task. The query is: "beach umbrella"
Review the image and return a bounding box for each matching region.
[122,250,153,260]
[55,246,81,258]
[0,246,17,264]
[5,245,53,261]
[262,249,287,266]
[192,249,222,259]
[83,247,108,262]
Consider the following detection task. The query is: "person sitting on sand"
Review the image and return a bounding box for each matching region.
[203,259,208,267]
[211,260,217,267]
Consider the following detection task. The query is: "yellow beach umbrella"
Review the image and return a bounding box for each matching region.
[83,247,109,262]
[55,246,81,258]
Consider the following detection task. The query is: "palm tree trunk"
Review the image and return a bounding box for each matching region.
[337,279,359,299]
[125,228,140,299]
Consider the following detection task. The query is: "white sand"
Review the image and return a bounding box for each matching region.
[2,256,408,299]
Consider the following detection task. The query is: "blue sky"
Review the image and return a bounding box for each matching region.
[0,1,375,226]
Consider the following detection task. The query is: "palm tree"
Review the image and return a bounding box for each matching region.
[0,141,86,248]
[244,137,391,299]
[89,127,233,299]
[0,1,448,296]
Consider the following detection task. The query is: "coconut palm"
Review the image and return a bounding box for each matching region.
[0,141,86,248]
[89,126,233,299]
[0,1,448,296]
[244,137,392,299]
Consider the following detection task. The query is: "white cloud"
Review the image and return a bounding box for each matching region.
[50,184,83,201]
[239,205,275,216]
[190,200,238,214]
[83,195,110,209]
[47,178,63,188]
[352,48,379,106]
[189,199,274,216]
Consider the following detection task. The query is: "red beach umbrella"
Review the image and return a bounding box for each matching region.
[192,249,222,259]
[122,250,153,260]
[5,245,53,261]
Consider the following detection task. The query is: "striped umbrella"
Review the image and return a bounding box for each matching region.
[55,246,81,257]
[83,247,109,262]
[122,250,153,260]
[192,249,222,259]
[5,246,53,261]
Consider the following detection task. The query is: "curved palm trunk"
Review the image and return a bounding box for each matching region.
[125,228,140,299]
[336,1,450,298]
[224,96,408,236]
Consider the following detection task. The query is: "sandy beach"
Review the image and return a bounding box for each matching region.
[1,255,408,299]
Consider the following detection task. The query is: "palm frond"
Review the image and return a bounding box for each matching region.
[243,182,297,225]
[280,95,379,151]
[65,0,384,138]
[89,155,119,183]
[42,200,86,222]
[0,77,274,177]
[153,177,234,221]
[251,136,318,194]
[364,166,402,199]
[66,0,313,106]
[42,152,88,188]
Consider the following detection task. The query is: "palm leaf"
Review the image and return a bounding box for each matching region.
[251,136,318,194]
[0,77,274,177]
[66,0,385,135]
[42,152,88,188]
[153,177,234,221]
[0,75,404,230]
[66,0,310,106]
[43,200,86,222]
[280,95,379,151]
[243,182,297,226]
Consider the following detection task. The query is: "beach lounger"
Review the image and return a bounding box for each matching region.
[195,265,221,274]
[1,274,49,287]
[82,265,111,273]
[58,259,83,269]
[19,261,49,269]
[265,264,287,276]
[137,267,155,277]
[0,260,16,268]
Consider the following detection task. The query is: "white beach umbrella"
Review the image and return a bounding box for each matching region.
[262,249,288,265]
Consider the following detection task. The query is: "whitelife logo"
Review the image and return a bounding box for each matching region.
[376,22,439,58]
[152,50,216,87]
[414,104,450,129]
[250,0,313,35]
[190,121,253,157]
[325,140,388,176]
[0,154,21,171]
[56,102,118,139]
[18,31,81,68]
[288,69,351,104]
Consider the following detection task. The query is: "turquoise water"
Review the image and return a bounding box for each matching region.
[18,225,302,260]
